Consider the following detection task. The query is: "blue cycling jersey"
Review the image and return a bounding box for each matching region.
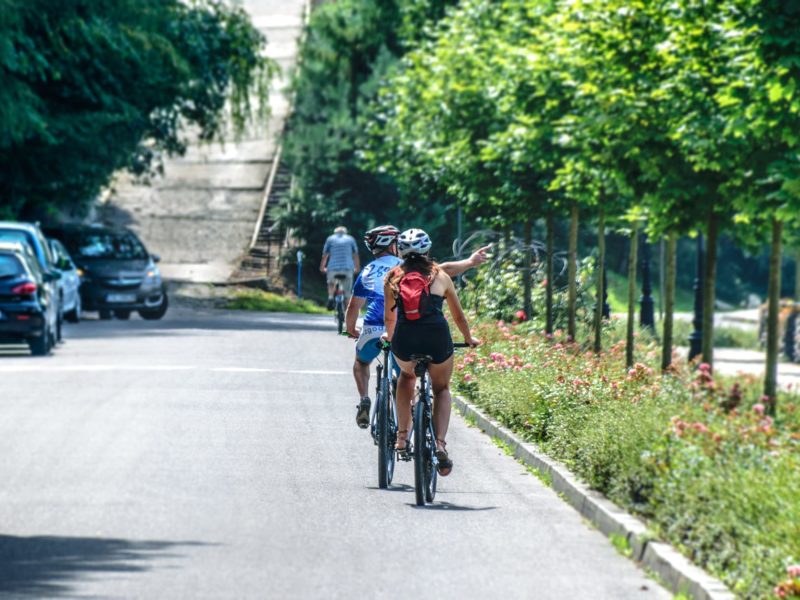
[352,254,402,326]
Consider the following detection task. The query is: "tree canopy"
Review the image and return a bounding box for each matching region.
[0,0,274,219]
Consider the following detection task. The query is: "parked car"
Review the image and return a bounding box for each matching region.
[0,242,60,356]
[49,238,82,323]
[0,222,64,340]
[44,225,168,320]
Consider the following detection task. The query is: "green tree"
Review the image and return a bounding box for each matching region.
[281,0,458,260]
[0,0,273,218]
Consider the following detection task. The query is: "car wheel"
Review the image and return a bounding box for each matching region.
[29,329,52,357]
[65,295,81,323]
[99,309,113,320]
[138,293,169,321]
[114,309,131,320]
[56,311,63,343]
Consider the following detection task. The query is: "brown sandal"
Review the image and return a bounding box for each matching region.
[435,439,453,476]
[396,430,411,460]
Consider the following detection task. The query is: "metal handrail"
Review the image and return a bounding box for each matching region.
[248,143,283,250]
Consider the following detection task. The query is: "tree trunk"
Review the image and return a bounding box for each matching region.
[546,212,554,335]
[523,217,533,319]
[661,233,677,371]
[765,218,783,413]
[626,223,639,369]
[594,210,606,353]
[567,204,579,341]
[701,213,719,369]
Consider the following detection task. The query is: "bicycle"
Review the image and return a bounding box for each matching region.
[371,339,398,489]
[333,274,347,334]
[410,342,470,506]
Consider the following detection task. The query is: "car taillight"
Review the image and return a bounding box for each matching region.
[11,282,37,295]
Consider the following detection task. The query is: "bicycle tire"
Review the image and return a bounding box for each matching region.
[413,398,427,506]
[336,300,345,334]
[424,377,438,503]
[377,372,390,488]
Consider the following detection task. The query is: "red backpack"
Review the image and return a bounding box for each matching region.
[397,271,433,321]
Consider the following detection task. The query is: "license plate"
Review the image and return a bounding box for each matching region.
[106,293,137,303]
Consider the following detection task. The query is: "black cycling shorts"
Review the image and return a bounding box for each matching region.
[391,319,454,365]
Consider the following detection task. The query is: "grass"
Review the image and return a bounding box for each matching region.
[610,534,633,558]
[606,270,696,314]
[227,289,328,314]
[455,320,800,598]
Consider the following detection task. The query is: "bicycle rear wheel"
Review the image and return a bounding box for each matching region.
[413,398,426,506]
[336,300,345,334]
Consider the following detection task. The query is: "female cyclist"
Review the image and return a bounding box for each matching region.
[382,228,479,476]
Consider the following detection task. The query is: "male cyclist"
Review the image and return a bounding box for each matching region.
[347,225,489,428]
[320,226,360,310]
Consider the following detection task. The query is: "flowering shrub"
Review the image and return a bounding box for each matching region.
[454,319,800,598]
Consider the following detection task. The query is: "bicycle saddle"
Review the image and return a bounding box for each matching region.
[410,354,433,364]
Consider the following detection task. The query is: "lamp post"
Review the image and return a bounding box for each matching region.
[296,250,304,299]
[640,232,655,332]
[688,235,704,361]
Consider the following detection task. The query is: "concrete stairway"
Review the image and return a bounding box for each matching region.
[99,0,308,285]
[230,159,292,285]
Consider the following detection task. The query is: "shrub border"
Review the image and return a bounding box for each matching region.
[453,395,735,600]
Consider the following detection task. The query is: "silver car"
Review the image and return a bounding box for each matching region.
[49,238,82,323]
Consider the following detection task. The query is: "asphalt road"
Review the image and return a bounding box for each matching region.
[0,307,669,599]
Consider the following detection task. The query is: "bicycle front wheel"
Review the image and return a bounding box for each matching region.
[377,372,394,488]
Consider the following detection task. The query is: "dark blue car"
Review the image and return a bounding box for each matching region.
[0,242,60,355]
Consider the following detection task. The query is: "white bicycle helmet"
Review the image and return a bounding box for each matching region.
[397,228,432,257]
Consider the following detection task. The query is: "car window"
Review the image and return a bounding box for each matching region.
[32,228,55,266]
[70,231,148,260]
[0,254,24,278]
[0,228,50,268]
[0,230,29,246]
[51,239,71,266]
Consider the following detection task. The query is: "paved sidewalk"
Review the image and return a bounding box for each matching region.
[712,347,800,387]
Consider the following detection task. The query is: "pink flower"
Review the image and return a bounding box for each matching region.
[787,564,800,578]
[753,403,765,415]
[698,363,711,372]
[497,320,505,328]
[463,374,472,383]
[515,309,527,322]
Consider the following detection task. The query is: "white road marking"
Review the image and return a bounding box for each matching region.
[212,367,348,375]
[0,364,348,375]
[0,365,198,373]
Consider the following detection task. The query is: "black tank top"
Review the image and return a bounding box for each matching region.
[398,293,446,325]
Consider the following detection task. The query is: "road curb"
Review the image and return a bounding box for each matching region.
[452,396,734,600]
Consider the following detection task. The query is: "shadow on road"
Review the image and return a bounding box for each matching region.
[366,483,414,493]
[407,501,497,512]
[0,534,210,597]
